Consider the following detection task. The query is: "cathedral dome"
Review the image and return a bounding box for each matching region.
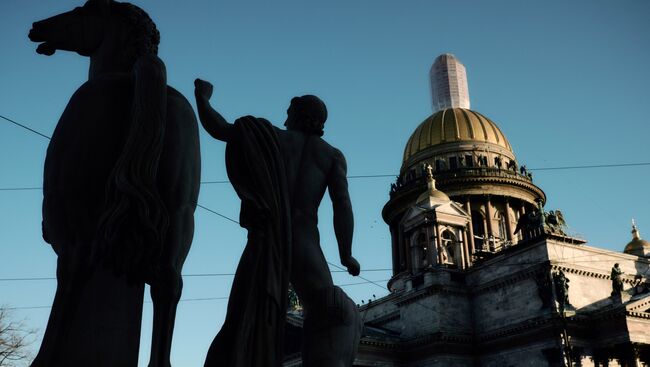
[625,239,650,257]
[624,222,650,257]
[402,108,513,169]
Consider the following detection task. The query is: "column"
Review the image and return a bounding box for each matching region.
[435,225,443,264]
[504,200,514,243]
[390,224,401,275]
[429,225,439,266]
[465,198,475,255]
[462,230,471,268]
[485,196,494,250]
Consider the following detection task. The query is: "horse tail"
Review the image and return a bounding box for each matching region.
[96,54,169,281]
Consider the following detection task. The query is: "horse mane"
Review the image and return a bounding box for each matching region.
[95,2,168,281]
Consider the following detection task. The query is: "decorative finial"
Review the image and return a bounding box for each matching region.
[425,164,436,191]
[632,219,641,240]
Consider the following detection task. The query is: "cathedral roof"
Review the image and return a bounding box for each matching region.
[402,108,513,167]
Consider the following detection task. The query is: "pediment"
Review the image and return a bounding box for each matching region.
[400,201,470,229]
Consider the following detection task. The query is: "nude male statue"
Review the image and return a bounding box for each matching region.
[195,79,362,367]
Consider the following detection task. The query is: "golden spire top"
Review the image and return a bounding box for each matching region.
[632,219,641,240]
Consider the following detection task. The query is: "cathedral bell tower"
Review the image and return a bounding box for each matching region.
[388,165,471,292]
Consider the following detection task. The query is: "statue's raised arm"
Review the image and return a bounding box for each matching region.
[194,78,233,142]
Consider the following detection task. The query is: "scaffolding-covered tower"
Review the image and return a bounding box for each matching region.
[430,53,470,112]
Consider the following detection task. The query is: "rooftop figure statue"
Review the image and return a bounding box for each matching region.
[28,1,200,365]
[611,263,624,296]
[195,79,362,367]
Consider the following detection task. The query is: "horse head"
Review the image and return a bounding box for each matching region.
[29,0,110,57]
[29,0,160,77]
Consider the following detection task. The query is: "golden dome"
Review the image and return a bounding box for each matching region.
[403,108,513,165]
[416,183,451,204]
[625,239,650,257]
[624,221,650,257]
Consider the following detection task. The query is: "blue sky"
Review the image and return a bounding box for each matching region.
[1,0,649,365]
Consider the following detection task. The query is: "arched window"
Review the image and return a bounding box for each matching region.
[417,232,428,267]
[410,231,428,273]
[497,211,508,243]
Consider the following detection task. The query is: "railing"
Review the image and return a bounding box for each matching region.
[389,167,534,198]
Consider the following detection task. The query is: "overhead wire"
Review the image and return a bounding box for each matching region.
[5,278,390,311]
[1,112,650,194]
[0,114,51,140]
[0,269,393,282]
[2,112,650,312]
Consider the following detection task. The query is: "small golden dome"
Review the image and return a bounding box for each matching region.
[624,220,650,257]
[403,108,513,165]
[416,165,450,204]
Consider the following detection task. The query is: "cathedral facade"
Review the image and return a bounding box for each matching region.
[284,54,650,367]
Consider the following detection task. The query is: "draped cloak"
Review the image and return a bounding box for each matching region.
[204,116,292,367]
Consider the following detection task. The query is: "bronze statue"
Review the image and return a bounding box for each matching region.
[611,263,624,296]
[194,79,362,367]
[553,270,570,312]
[28,1,200,366]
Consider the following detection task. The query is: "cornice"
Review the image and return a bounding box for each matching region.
[471,263,547,296]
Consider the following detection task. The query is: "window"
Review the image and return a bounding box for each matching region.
[449,157,458,170]
[472,210,485,251]
[497,211,508,242]
[465,155,473,167]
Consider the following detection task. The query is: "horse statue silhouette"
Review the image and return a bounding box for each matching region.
[28,1,200,366]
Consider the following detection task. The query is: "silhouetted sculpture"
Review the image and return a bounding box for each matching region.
[545,210,568,235]
[514,210,543,239]
[28,1,200,366]
[195,79,362,367]
[553,270,570,312]
[611,263,624,296]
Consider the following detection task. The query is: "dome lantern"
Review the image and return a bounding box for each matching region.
[624,219,650,257]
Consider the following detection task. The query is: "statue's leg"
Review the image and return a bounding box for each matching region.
[301,286,362,367]
[290,228,361,366]
[32,245,90,366]
[148,270,182,367]
[148,209,193,367]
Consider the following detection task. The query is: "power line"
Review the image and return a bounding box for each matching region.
[0,187,42,191]
[3,159,650,192]
[3,112,650,193]
[0,269,392,282]
[4,278,390,311]
[6,296,230,311]
[0,114,51,140]
[197,204,239,225]
[327,261,387,292]
[530,162,650,171]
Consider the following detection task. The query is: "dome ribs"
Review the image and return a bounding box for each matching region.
[458,108,476,140]
[420,115,433,149]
